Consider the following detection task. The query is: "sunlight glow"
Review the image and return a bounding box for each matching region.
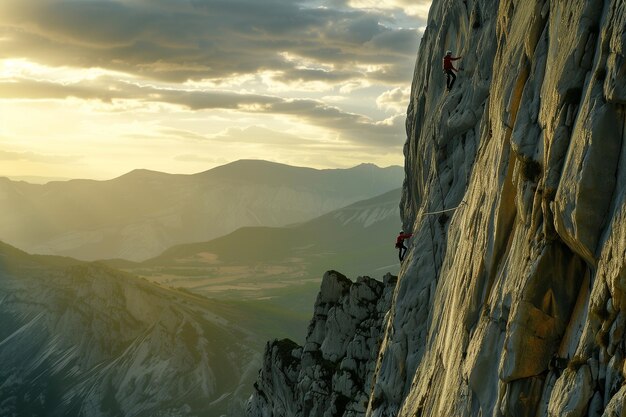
[279,52,335,72]
[0,0,421,180]
[0,59,130,83]
[348,0,431,18]
[183,73,258,89]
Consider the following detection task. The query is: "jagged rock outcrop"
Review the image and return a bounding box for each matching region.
[250,0,626,416]
[247,271,396,417]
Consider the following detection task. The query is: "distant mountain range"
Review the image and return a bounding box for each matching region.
[113,188,403,317]
[0,160,402,262]
[0,185,404,417]
[0,241,304,417]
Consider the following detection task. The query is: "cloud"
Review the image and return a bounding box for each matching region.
[211,126,314,145]
[159,128,209,142]
[0,149,80,164]
[0,77,280,108]
[0,77,405,146]
[174,154,228,164]
[157,126,311,146]
[386,0,432,18]
[376,86,410,112]
[0,0,424,86]
[346,0,432,18]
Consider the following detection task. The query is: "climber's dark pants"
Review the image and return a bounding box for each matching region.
[445,70,457,90]
[398,244,408,262]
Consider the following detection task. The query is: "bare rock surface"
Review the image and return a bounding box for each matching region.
[369,0,626,416]
[247,271,396,417]
[249,0,626,416]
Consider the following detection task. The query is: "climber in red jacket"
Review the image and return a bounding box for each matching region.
[395,231,413,262]
[443,50,462,91]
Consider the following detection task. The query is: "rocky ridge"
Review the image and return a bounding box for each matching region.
[250,0,626,416]
[247,271,396,417]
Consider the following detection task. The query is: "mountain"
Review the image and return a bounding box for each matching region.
[0,160,402,262]
[112,188,402,318]
[249,1,626,417]
[0,241,303,417]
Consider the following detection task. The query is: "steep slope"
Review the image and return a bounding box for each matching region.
[0,241,291,417]
[0,160,402,261]
[250,0,626,416]
[370,0,626,416]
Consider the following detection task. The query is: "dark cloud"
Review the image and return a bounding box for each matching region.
[367,28,420,55]
[0,78,279,108]
[0,0,424,84]
[279,67,359,83]
[0,77,404,146]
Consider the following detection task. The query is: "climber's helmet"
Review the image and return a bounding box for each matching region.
[446,50,452,55]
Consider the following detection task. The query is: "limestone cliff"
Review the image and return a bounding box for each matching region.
[250,0,626,416]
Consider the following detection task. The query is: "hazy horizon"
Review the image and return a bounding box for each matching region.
[2,158,404,183]
[0,0,432,180]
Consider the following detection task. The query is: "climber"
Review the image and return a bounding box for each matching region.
[395,230,413,262]
[443,50,462,90]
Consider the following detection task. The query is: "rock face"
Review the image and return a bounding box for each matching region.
[247,271,396,417]
[250,0,626,416]
[370,0,626,416]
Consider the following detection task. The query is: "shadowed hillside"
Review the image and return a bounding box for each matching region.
[0,241,303,417]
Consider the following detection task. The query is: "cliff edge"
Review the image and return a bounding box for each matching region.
[250,0,626,416]
[373,0,625,416]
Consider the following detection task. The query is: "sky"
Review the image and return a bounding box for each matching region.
[0,0,431,181]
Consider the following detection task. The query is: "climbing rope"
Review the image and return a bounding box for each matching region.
[418,201,467,217]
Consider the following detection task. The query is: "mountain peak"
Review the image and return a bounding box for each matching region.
[112,168,175,182]
[198,159,316,176]
[353,162,379,169]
